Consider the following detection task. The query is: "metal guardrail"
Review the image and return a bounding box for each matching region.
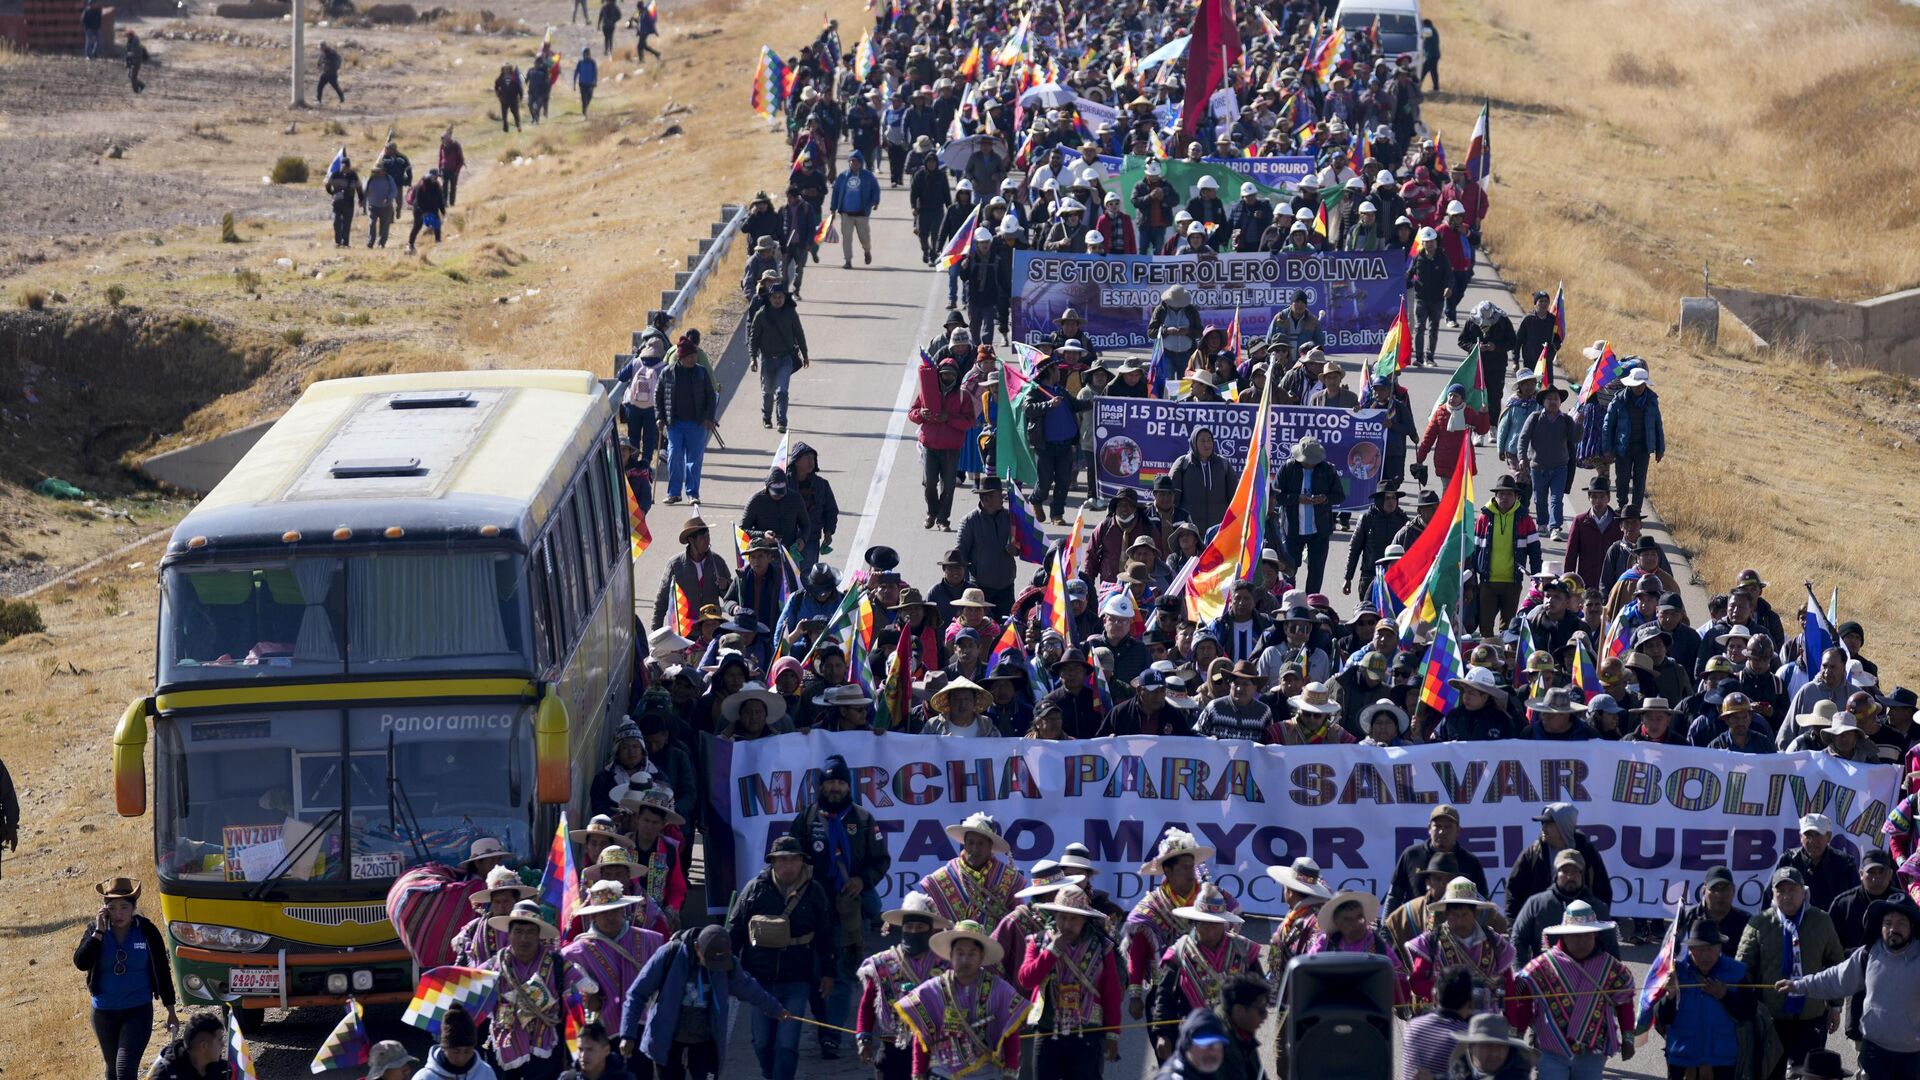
[641,201,748,338]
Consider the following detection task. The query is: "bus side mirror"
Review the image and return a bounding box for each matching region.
[113,698,151,818]
[535,688,571,805]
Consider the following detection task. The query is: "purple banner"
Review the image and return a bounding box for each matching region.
[1092,397,1389,512]
[1011,250,1408,355]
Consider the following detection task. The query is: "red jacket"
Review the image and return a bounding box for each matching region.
[439,139,465,175]
[1439,180,1489,228]
[1094,211,1137,254]
[1562,509,1623,591]
[1436,223,1474,272]
[1018,937,1122,1029]
[1416,405,1489,477]
[909,381,976,451]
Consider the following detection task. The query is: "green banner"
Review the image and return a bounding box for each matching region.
[1115,154,1293,216]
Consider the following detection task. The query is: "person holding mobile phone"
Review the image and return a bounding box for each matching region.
[74,877,176,1080]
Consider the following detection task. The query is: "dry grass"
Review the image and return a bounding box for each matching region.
[1425,0,1920,683]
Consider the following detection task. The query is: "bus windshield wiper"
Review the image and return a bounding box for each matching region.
[246,808,341,900]
[387,729,431,867]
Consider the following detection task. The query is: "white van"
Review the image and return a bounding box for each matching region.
[1332,0,1424,69]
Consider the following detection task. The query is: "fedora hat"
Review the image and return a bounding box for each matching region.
[1288,681,1341,716]
[1797,699,1841,729]
[582,845,640,884]
[812,683,872,709]
[460,836,512,866]
[1438,876,1495,909]
[1141,828,1215,875]
[469,864,537,909]
[1013,860,1084,900]
[677,515,712,544]
[930,676,986,714]
[568,814,637,850]
[1172,882,1244,926]
[1447,666,1509,706]
[1451,1014,1535,1064]
[1037,885,1107,921]
[1684,920,1727,948]
[1266,856,1332,901]
[1320,890,1381,925]
[882,890,952,930]
[888,587,927,611]
[487,898,559,940]
[1528,686,1587,716]
[1051,647,1094,675]
[1543,899,1617,937]
[1421,851,1464,882]
[931,919,1005,965]
[1056,843,1102,879]
[574,879,644,918]
[945,811,1011,855]
[624,785,685,827]
[95,877,142,903]
[721,682,787,726]
[649,626,696,655]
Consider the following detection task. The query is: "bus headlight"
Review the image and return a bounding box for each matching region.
[352,970,374,991]
[169,922,272,951]
[326,973,350,995]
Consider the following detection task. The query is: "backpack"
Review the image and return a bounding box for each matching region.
[405,182,418,208]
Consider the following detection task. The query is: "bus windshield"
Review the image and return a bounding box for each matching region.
[156,706,534,891]
[1337,12,1419,55]
[159,552,531,685]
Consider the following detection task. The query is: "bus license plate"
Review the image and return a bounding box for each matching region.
[229,969,280,995]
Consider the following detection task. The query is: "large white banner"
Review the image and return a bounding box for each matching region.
[712,734,1900,919]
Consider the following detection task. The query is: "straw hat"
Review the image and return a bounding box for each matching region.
[1172,882,1244,926]
[468,864,537,909]
[945,811,1011,855]
[931,919,1005,965]
[1141,828,1215,875]
[812,683,873,709]
[951,588,993,609]
[882,891,952,930]
[1796,699,1841,729]
[1321,890,1381,925]
[569,814,637,850]
[1037,885,1107,921]
[1437,877,1495,909]
[721,682,787,726]
[622,785,686,828]
[486,898,559,940]
[1266,857,1331,901]
[575,879,644,918]
[931,676,987,714]
[1056,843,1102,879]
[582,845,639,884]
[1543,899,1617,937]
[1287,681,1340,716]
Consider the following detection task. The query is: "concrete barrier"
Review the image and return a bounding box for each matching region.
[1716,284,1920,375]
[138,419,276,494]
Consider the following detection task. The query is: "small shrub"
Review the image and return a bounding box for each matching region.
[176,315,210,335]
[347,311,372,326]
[234,268,262,293]
[18,287,46,310]
[103,283,126,307]
[322,120,347,136]
[281,327,307,346]
[220,213,241,243]
[497,145,521,163]
[0,598,45,645]
[270,156,310,184]
[444,268,469,283]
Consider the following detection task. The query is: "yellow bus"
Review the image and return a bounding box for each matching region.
[111,370,636,1028]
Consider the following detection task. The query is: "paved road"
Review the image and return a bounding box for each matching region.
[245,191,1828,1078]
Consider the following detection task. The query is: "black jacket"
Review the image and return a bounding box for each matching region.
[749,302,809,362]
[740,491,812,551]
[727,869,837,985]
[1274,459,1345,540]
[74,916,175,1008]
[1405,250,1451,302]
[1505,833,1613,921]
[1517,312,1560,368]
[787,801,892,891]
[1776,847,1858,913]
[1345,506,1409,583]
[954,506,1016,591]
[1384,842,1490,913]
[1827,884,1893,950]
[1457,315,1518,369]
[656,362,717,425]
[1041,684,1104,741]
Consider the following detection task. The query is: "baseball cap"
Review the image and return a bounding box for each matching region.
[697,924,735,970]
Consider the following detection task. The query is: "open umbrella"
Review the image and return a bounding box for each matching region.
[1018,82,1075,108]
[938,132,1000,172]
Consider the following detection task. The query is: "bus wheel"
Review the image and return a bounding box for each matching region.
[233,1006,266,1034]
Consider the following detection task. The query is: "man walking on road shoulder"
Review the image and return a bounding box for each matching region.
[831,151,881,268]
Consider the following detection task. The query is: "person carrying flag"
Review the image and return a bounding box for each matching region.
[726,532,790,633]
[633,0,660,62]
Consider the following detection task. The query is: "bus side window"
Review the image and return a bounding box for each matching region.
[576,477,608,598]
[530,544,558,671]
[555,500,588,639]
[600,439,627,575]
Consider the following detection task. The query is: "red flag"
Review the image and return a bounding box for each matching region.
[1179,0,1242,141]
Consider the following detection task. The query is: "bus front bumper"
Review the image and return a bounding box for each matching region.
[172,944,417,1009]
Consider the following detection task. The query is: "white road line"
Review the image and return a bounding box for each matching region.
[842,265,951,573]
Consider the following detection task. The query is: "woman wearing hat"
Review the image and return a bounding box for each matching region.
[1145,883,1263,1063]
[1274,680,1357,745]
[481,899,570,1077]
[1416,382,1490,483]
[617,786,688,921]
[1447,1014,1536,1080]
[455,865,538,967]
[893,920,1025,1079]
[1018,885,1122,1072]
[1508,900,1636,1077]
[856,892,950,1079]
[1307,890,1409,1007]
[1406,878,1516,1010]
[77,876,177,1080]
[1432,667,1517,742]
[719,681,790,740]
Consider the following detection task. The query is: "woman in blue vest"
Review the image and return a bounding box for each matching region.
[75,877,178,1080]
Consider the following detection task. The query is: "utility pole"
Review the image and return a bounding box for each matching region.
[291,0,306,107]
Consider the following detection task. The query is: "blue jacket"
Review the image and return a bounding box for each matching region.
[831,168,882,215]
[574,57,598,87]
[621,933,784,1070]
[1657,953,1754,1067]
[1604,386,1665,458]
